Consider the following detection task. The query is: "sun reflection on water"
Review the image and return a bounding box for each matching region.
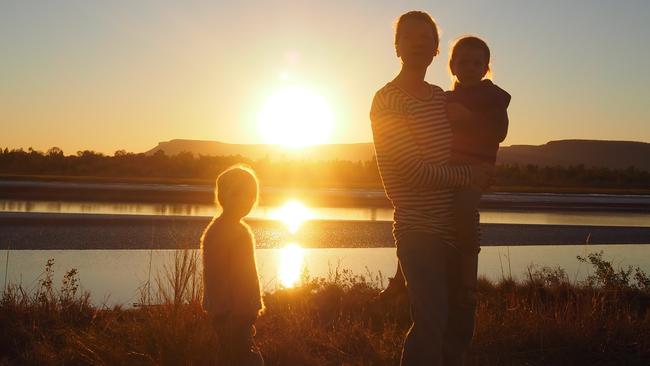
[278,243,305,288]
[270,200,314,233]
[271,200,311,287]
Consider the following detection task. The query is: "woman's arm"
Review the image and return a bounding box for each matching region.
[371,107,473,189]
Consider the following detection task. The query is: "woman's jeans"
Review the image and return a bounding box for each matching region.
[397,232,477,366]
[454,187,482,292]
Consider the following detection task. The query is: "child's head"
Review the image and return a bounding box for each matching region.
[215,164,259,219]
[394,11,440,68]
[449,36,491,87]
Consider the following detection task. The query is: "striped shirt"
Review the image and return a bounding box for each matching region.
[370,82,472,244]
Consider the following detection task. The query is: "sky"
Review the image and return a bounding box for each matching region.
[1,0,649,154]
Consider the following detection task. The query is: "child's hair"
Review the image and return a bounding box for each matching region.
[449,36,492,85]
[394,10,440,54]
[215,164,259,211]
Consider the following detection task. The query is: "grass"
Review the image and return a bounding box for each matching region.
[1,251,650,365]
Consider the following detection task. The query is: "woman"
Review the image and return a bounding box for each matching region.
[369,11,492,366]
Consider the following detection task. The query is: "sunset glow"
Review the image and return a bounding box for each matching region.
[2,2,650,363]
[257,86,334,148]
[278,243,305,288]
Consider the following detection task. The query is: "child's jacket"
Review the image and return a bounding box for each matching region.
[202,218,263,318]
[446,79,511,164]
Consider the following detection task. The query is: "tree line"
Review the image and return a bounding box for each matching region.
[1,147,648,189]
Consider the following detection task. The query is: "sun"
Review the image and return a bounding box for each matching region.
[257,86,334,148]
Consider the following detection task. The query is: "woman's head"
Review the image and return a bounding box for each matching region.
[394,11,439,68]
[449,36,491,87]
[215,164,259,219]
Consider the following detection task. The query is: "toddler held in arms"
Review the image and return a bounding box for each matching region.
[201,164,264,366]
[446,35,511,304]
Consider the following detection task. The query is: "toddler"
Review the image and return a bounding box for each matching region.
[446,36,511,303]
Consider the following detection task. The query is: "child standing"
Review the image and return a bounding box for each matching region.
[201,164,264,366]
[446,36,510,303]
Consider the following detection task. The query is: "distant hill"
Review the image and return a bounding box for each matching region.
[146,139,650,171]
[497,140,650,171]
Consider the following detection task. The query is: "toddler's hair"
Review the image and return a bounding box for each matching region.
[394,10,440,54]
[215,164,259,210]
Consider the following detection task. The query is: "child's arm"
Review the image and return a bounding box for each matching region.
[203,234,232,316]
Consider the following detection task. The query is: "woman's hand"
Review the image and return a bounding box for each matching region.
[446,102,473,122]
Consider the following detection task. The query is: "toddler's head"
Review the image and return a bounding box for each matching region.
[215,164,259,219]
[449,36,491,88]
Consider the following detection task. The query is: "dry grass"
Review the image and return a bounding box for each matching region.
[1,251,650,365]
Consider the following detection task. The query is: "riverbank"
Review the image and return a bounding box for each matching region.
[2,212,650,249]
[1,252,649,365]
[2,175,650,210]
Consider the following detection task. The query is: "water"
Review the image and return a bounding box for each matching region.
[2,191,649,307]
[2,199,649,227]
[2,245,649,307]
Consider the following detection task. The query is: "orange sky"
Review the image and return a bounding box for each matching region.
[1,1,649,154]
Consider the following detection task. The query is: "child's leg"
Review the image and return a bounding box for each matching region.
[215,316,264,366]
[453,188,482,293]
[229,320,263,366]
[245,323,265,366]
